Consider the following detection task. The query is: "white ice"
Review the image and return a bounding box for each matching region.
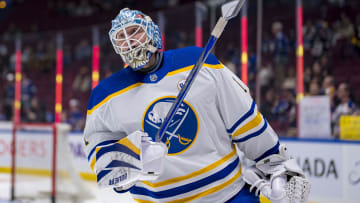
[0,174,136,203]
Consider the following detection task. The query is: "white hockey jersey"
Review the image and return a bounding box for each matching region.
[84,46,279,202]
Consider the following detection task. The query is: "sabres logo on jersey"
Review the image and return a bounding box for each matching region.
[143,96,199,155]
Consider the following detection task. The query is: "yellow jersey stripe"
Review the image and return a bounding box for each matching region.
[117,137,140,155]
[142,147,236,188]
[166,65,193,77]
[204,63,224,69]
[232,111,262,138]
[167,168,242,203]
[166,63,223,77]
[87,82,143,115]
[90,147,101,171]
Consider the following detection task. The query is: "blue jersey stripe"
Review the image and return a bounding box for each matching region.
[88,140,118,161]
[97,169,112,182]
[96,143,140,161]
[232,119,268,143]
[254,141,280,162]
[130,158,240,199]
[106,160,140,170]
[227,101,256,134]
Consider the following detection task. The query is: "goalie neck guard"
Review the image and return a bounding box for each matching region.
[109,8,163,71]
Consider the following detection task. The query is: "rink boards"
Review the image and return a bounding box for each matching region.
[0,123,359,203]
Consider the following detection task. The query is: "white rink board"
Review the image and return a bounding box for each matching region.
[281,138,360,203]
[0,123,135,203]
[0,128,93,174]
[1,123,360,202]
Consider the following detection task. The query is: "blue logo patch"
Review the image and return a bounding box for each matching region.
[143,97,198,155]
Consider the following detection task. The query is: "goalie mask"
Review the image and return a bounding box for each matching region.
[109,8,162,71]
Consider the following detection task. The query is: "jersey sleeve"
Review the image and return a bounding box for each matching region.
[83,87,142,189]
[83,107,127,172]
[214,65,279,162]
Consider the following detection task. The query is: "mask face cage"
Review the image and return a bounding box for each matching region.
[109,9,162,71]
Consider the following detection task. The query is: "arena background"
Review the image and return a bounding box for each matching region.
[0,0,360,202]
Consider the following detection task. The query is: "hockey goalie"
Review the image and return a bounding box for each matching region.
[83,6,311,203]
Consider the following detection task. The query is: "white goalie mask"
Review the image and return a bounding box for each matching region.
[109,8,163,71]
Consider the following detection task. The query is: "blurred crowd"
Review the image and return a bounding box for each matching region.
[257,14,360,138]
[220,3,360,137]
[1,0,360,137]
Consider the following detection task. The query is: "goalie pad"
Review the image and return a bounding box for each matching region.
[94,131,168,189]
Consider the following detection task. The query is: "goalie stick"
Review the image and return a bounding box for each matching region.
[155,0,246,142]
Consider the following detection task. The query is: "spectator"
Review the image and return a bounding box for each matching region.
[321,75,336,112]
[23,97,46,122]
[309,80,321,96]
[332,13,353,46]
[261,88,276,122]
[272,88,296,136]
[24,46,39,72]
[67,98,85,131]
[270,21,289,89]
[258,63,274,90]
[319,54,332,75]
[303,20,316,50]
[338,13,354,40]
[0,44,10,74]
[72,66,91,93]
[35,42,46,67]
[331,82,357,138]
[21,73,37,109]
[311,61,324,84]
[282,67,296,91]
[75,0,94,16]
[40,42,56,73]
[321,75,336,96]
[303,66,312,92]
[271,22,289,64]
[22,46,32,66]
[75,39,91,60]
[284,88,297,137]
[3,73,14,120]
[311,20,332,59]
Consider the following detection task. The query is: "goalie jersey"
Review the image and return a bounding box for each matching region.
[84,46,279,202]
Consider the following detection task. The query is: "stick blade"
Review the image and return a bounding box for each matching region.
[221,0,246,20]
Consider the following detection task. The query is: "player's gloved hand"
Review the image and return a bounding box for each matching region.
[242,144,311,203]
[94,130,167,190]
[140,132,168,180]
